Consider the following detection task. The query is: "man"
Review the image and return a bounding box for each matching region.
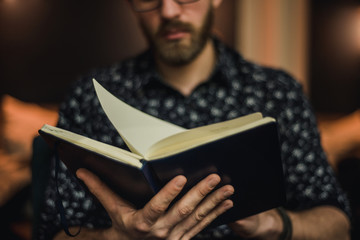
[37,0,351,239]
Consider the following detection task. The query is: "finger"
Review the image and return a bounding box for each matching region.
[161,174,221,228]
[140,175,187,227]
[182,200,234,240]
[169,184,234,239]
[76,168,133,216]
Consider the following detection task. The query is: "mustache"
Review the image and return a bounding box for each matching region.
[157,20,194,35]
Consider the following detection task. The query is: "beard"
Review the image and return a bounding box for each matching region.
[140,7,214,66]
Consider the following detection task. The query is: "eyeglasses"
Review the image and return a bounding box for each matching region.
[130,0,200,13]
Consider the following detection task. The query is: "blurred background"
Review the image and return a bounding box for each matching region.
[0,0,359,239]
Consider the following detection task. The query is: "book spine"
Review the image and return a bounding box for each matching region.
[141,160,161,193]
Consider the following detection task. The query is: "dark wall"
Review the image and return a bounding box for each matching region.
[0,0,235,104]
[1,0,146,103]
[309,1,360,113]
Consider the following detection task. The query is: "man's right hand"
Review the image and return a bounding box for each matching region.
[55,168,234,240]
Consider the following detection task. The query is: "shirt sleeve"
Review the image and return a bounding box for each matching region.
[268,71,351,217]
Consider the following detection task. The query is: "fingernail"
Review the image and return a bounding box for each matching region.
[208,177,220,188]
[76,169,83,179]
[224,190,234,198]
[224,201,234,210]
[175,177,186,188]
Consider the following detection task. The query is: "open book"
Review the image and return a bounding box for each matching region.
[39,79,286,225]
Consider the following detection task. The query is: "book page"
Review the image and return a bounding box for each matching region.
[146,114,275,159]
[93,79,186,157]
[40,124,143,168]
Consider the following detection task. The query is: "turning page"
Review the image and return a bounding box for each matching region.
[93,79,186,156]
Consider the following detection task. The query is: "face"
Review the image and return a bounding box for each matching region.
[134,0,220,66]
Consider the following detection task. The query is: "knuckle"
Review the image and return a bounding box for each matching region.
[149,201,167,215]
[177,204,193,217]
[197,188,209,198]
[193,210,207,222]
[153,228,170,239]
[133,220,151,234]
[208,193,223,207]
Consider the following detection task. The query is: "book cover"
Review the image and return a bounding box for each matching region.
[39,79,286,225]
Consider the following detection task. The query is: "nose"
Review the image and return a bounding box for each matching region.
[160,0,182,19]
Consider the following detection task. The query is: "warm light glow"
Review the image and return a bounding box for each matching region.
[354,7,360,51]
[4,0,16,3]
[0,95,58,207]
[235,0,309,93]
[3,0,25,7]
[0,95,58,166]
[1,0,39,12]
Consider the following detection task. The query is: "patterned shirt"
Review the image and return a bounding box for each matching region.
[37,38,350,239]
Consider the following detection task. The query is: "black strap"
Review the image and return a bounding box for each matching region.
[54,142,82,237]
[277,207,292,240]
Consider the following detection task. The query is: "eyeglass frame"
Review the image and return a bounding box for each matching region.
[129,0,200,13]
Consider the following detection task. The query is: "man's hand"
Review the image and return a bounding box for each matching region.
[54,168,234,240]
[229,209,283,240]
[229,206,350,240]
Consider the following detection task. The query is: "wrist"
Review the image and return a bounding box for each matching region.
[54,227,117,240]
[255,209,284,240]
[101,227,134,240]
[276,207,292,240]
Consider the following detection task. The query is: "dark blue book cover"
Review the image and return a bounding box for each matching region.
[39,120,285,226]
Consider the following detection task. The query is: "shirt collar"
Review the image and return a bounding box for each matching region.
[208,37,238,87]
